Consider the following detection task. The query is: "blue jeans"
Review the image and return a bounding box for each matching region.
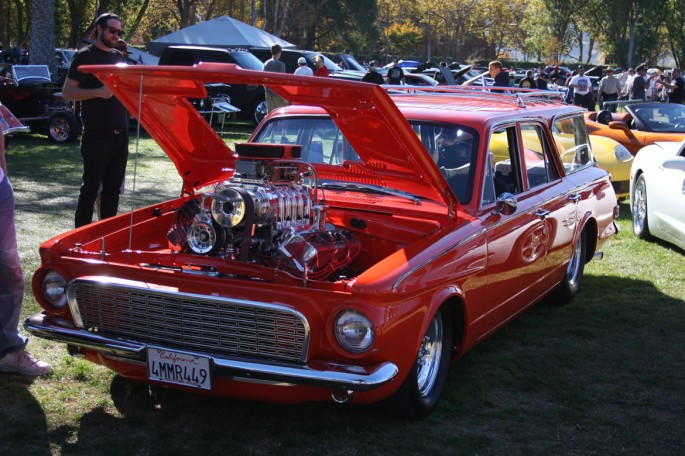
[0,175,28,357]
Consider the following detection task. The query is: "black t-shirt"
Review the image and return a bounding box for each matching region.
[669,77,685,104]
[68,45,128,131]
[630,75,648,100]
[387,67,404,84]
[361,71,385,84]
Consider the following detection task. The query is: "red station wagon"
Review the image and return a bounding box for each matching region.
[26,64,618,419]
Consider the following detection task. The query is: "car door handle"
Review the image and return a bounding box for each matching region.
[535,209,551,219]
[568,193,581,202]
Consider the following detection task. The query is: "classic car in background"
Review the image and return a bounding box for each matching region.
[0,65,79,143]
[586,103,685,154]
[630,140,685,251]
[25,64,618,419]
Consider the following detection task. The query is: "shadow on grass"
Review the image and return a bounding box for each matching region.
[0,375,50,455]
[37,274,685,455]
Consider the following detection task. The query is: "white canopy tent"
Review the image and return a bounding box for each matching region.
[148,16,295,55]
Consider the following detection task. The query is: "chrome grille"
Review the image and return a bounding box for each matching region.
[69,278,308,364]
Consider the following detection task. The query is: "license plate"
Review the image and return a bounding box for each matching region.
[147,348,212,390]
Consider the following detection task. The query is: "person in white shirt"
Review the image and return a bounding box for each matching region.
[568,65,595,111]
[293,57,313,76]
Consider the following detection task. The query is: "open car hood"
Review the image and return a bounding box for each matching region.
[79,62,456,210]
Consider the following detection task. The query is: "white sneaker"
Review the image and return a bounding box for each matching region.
[0,350,53,376]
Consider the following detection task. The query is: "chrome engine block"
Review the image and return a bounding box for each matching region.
[167,149,360,281]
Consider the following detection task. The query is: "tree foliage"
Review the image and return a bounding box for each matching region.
[385,19,422,56]
[664,0,685,68]
[3,0,685,68]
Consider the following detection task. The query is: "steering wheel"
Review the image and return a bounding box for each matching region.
[674,122,685,131]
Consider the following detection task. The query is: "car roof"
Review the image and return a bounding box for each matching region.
[277,88,582,125]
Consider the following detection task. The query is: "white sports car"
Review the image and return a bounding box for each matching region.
[630,140,685,251]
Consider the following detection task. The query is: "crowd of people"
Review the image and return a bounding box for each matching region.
[491,60,684,112]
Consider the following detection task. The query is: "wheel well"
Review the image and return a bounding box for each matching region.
[582,219,597,264]
[442,297,465,357]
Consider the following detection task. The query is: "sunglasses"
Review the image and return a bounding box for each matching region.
[104,26,124,36]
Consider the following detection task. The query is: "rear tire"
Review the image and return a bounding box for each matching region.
[551,229,586,306]
[47,111,79,143]
[632,174,651,239]
[385,305,452,420]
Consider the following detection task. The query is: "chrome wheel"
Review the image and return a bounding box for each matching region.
[566,234,583,287]
[632,175,649,238]
[47,112,79,143]
[253,99,267,125]
[550,229,586,306]
[416,310,443,397]
[386,306,452,419]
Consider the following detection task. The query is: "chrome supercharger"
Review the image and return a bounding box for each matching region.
[167,143,360,280]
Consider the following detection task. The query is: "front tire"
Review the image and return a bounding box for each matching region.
[386,306,452,420]
[632,174,651,239]
[47,112,79,143]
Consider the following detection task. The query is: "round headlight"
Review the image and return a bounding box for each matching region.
[334,310,374,353]
[43,270,68,308]
[613,144,633,162]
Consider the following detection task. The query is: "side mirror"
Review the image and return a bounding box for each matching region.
[492,192,517,216]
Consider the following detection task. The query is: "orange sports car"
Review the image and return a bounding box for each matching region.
[585,102,685,155]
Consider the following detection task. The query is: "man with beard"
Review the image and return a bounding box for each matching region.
[62,13,128,228]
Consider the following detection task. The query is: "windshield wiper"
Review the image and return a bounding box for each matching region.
[321,182,421,205]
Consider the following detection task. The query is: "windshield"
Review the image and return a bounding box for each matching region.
[340,54,365,72]
[253,117,361,164]
[12,65,51,81]
[629,104,685,132]
[231,51,264,71]
[253,116,478,204]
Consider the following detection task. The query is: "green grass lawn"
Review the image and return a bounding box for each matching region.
[1,129,684,455]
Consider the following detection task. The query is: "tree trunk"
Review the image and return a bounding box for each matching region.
[627,17,635,67]
[126,0,151,42]
[28,0,55,74]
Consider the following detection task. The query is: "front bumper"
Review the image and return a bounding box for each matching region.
[24,312,398,391]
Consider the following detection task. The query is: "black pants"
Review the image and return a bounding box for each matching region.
[601,92,618,112]
[74,129,129,227]
[574,92,595,111]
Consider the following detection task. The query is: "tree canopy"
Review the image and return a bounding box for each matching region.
[6,0,680,68]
